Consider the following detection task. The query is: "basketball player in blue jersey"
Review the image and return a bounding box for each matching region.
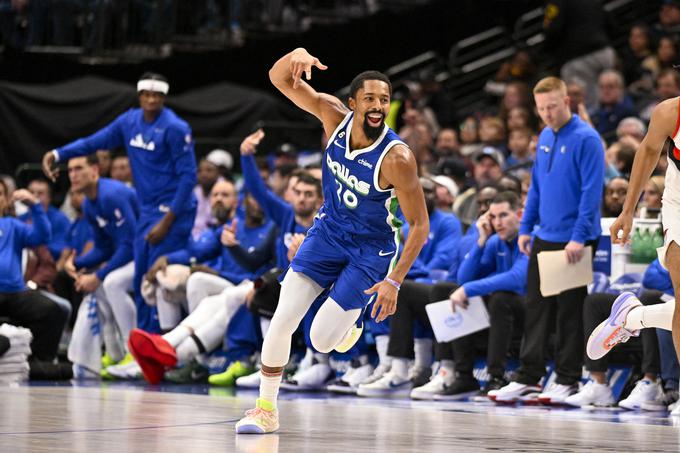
[236,48,429,434]
[41,72,197,333]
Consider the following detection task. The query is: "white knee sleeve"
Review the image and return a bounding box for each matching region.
[101,261,136,341]
[186,272,233,313]
[309,297,361,353]
[261,271,324,367]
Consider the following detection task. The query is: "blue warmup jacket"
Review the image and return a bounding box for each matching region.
[20,205,70,261]
[446,223,479,283]
[404,209,462,277]
[241,154,311,268]
[67,217,94,256]
[457,234,528,297]
[643,259,674,296]
[74,178,139,280]
[519,114,604,244]
[167,220,276,283]
[55,107,197,216]
[0,204,51,292]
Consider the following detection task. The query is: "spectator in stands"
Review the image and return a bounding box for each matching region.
[21,178,70,262]
[493,76,604,405]
[96,150,112,177]
[656,149,669,176]
[433,128,461,160]
[614,140,637,178]
[542,0,616,108]
[430,175,458,213]
[643,36,680,83]
[459,116,481,157]
[268,162,298,200]
[192,157,225,239]
[478,116,507,154]
[505,127,534,176]
[616,117,646,143]
[436,157,470,194]
[620,23,654,86]
[486,50,539,97]
[454,147,504,229]
[505,107,534,133]
[206,149,235,181]
[654,0,680,38]
[498,82,532,122]
[639,175,665,219]
[640,69,680,122]
[0,180,70,379]
[601,176,628,218]
[110,155,133,185]
[591,70,638,143]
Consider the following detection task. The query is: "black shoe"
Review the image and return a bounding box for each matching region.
[433,375,480,401]
[479,376,509,396]
[164,360,209,384]
[29,359,73,380]
[409,366,432,388]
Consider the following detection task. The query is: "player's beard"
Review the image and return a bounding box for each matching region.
[363,112,384,141]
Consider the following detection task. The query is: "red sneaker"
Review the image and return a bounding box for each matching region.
[128,329,177,384]
[128,329,177,366]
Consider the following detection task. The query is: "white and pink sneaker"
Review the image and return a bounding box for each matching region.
[587,292,642,360]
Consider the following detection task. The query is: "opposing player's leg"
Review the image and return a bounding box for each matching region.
[235,270,324,434]
[587,244,680,360]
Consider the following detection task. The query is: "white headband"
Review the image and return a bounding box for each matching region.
[137,79,169,95]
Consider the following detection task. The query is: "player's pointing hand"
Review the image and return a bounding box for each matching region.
[290,48,327,89]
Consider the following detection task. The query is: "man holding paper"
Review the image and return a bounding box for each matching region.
[438,191,528,400]
[491,76,605,404]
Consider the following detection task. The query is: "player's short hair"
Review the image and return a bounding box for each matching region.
[491,191,521,211]
[349,71,392,98]
[295,172,322,198]
[139,72,168,83]
[533,76,567,96]
[86,154,99,166]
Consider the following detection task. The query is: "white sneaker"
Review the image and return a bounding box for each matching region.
[356,363,391,386]
[669,400,680,415]
[641,389,678,411]
[280,362,333,391]
[72,364,100,380]
[538,383,579,405]
[327,363,375,394]
[619,379,665,410]
[236,369,261,389]
[564,381,615,408]
[106,360,142,380]
[489,381,542,403]
[410,369,450,400]
[356,371,412,398]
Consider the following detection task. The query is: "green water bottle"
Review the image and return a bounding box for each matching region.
[631,227,643,263]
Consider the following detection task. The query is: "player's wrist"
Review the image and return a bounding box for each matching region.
[384,277,401,291]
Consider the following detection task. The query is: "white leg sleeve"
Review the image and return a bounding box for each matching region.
[96,288,124,362]
[309,297,362,353]
[156,287,184,331]
[101,261,136,342]
[261,271,324,367]
[67,293,103,372]
[625,299,675,331]
[186,272,234,313]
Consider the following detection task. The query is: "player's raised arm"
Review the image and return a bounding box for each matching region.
[611,98,677,244]
[269,48,347,136]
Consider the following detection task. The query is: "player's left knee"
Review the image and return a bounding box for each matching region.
[309,327,336,353]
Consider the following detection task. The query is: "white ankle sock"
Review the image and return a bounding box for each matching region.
[414,338,433,369]
[624,300,675,331]
[162,325,192,348]
[259,370,282,408]
[175,338,199,366]
[375,335,392,368]
[391,358,409,380]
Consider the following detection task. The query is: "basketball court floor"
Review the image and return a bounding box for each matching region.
[2,382,679,452]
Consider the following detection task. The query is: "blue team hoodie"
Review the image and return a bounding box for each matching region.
[457,234,528,297]
[519,114,604,243]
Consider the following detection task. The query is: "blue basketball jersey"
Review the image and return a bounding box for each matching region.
[319,112,406,240]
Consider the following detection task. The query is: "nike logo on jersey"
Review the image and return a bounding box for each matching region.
[96,216,108,228]
[115,218,126,227]
[378,250,395,256]
[334,139,345,149]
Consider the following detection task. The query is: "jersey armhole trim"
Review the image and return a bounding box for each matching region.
[373,140,407,193]
[673,97,680,140]
[325,112,353,151]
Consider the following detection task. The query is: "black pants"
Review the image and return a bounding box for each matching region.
[387,280,433,359]
[0,290,67,361]
[52,269,82,328]
[452,291,524,379]
[515,237,597,386]
[583,290,660,375]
